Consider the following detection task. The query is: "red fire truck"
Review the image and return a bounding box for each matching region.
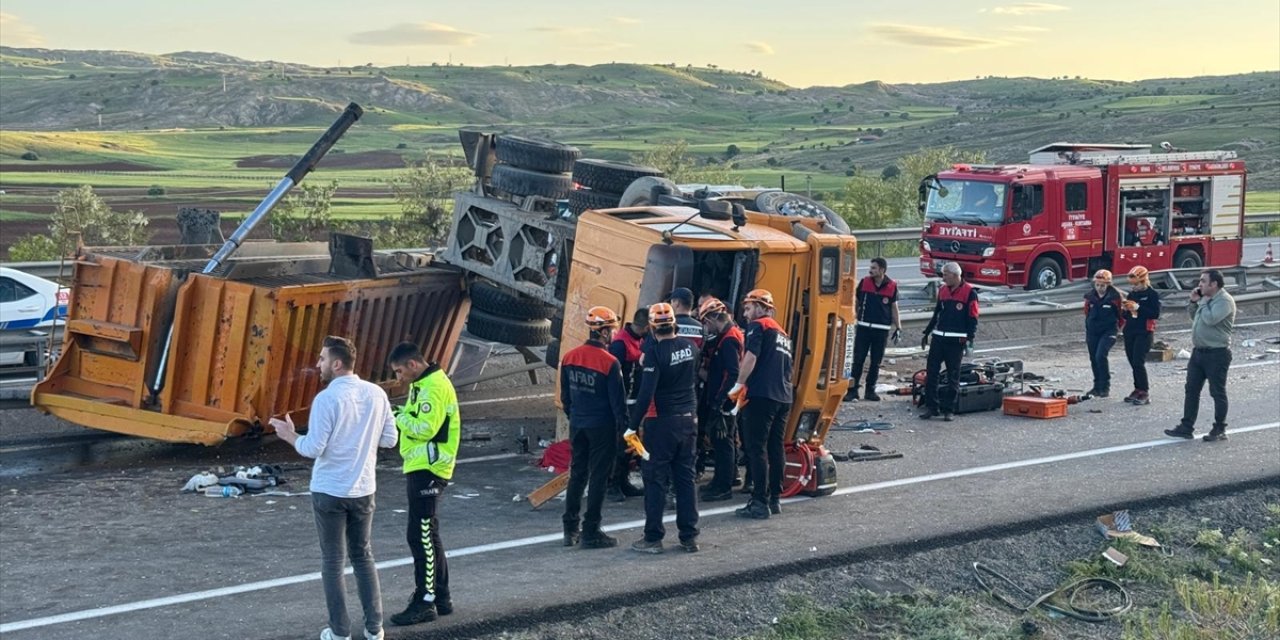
[918,142,1247,289]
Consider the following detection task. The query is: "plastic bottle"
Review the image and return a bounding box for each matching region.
[204,485,243,498]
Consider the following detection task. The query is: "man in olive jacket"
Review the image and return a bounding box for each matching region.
[387,342,460,626]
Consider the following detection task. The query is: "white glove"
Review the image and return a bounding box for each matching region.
[729,383,744,397]
[624,428,637,439]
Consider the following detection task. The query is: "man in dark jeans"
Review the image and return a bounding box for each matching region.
[733,289,794,520]
[919,263,979,421]
[1166,270,1236,442]
[559,306,628,548]
[845,257,902,402]
[272,336,398,640]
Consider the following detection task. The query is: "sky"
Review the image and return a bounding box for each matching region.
[1,1,1277,87]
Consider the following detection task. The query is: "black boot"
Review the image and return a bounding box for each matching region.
[768,498,782,515]
[563,524,580,547]
[1203,425,1228,442]
[390,589,437,626]
[620,480,645,497]
[735,499,769,519]
[581,528,618,549]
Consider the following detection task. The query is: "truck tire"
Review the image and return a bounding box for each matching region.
[573,159,664,194]
[544,339,560,369]
[1173,248,1203,270]
[495,135,581,174]
[491,164,573,199]
[618,176,681,207]
[470,281,554,321]
[1027,256,1063,290]
[466,308,553,347]
[568,188,622,215]
[754,192,851,235]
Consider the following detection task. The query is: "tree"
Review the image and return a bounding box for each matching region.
[725,144,740,159]
[831,147,986,230]
[268,181,341,242]
[632,139,737,185]
[880,165,901,181]
[7,185,150,260]
[380,158,472,246]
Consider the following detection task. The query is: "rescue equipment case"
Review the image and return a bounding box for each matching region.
[1002,396,1068,419]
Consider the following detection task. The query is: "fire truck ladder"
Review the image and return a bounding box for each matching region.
[1076,150,1238,165]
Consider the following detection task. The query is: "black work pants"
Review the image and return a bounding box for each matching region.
[923,338,965,413]
[1123,332,1153,392]
[641,415,699,543]
[741,397,789,505]
[406,470,450,602]
[563,426,617,534]
[1179,347,1232,431]
[1086,329,1117,393]
[704,411,738,493]
[851,325,890,392]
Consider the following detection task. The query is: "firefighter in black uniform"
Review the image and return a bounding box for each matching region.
[605,308,649,502]
[560,306,628,549]
[696,297,743,502]
[733,289,794,520]
[920,262,979,421]
[628,302,700,554]
[844,257,903,402]
[668,287,704,349]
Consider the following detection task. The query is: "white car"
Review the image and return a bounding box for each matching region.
[1,267,70,367]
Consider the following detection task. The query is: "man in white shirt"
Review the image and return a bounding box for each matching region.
[272,336,398,640]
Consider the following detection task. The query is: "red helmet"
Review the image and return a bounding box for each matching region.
[648,302,676,327]
[743,288,775,310]
[696,297,728,321]
[585,306,620,330]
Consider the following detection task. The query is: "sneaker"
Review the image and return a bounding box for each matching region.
[582,532,619,548]
[389,589,436,626]
[1093,389,1110,398]
[631,538,664,554]
[918,408,937,420]
[679,538,700,553]
[320,629,351,640]
[1202,430,1228,442]
[700,489,733,502]
[563,526,579,547]
[942,412,954,422]
[735,500,770,519]
[1131,391,1150,406]
[364,629,385,640]
[843,387,860,402]
[620,481,645,497]
[1163,427,1195,439]
[768,498,782,515]
[864,390,881,402]
[1122,390,1138,404]
[434,598,453,616]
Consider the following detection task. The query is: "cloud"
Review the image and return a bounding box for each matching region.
[1001,25,1050,32]
[870,24,1009,50]
[0,13,44,47]
[349,23,481,47]
[745,41,775,55]
[612,17,641,25]
[990,3,1069,15]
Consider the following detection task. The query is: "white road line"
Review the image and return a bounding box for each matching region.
[3,421,1277,633]
[458,392,554,407]
[457,452,521,464]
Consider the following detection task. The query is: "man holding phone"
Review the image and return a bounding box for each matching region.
[1165,270,1236,442]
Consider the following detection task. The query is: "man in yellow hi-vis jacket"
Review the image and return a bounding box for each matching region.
[387,342,460,627]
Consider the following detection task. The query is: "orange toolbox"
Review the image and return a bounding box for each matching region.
[1003,396,1068,419]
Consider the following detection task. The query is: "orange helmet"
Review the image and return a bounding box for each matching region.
[648,302,676,327]
[1093,269,1113,283]
[743,288,775,310]
[697,297,728,321]
[1127,265,1149,281]
[585,306,620,330]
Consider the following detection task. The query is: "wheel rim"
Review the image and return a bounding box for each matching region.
[1038,267,1059,289]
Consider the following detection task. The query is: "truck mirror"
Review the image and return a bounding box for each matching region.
[698,199,733,221]
[730,203,748,229]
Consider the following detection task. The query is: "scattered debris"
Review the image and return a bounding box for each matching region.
[1102,547,1129,567]
[181,472,220,492]
[832,420,895,432]
[973,562,1133,621]
[1241,339,1258,348]
[469,431,493,441]
[1095,511,1161,548]
[1176,349,1192,360]
[834,444,903,462]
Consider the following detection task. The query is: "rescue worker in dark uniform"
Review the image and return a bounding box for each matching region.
[628,302,700,554]
[1121,265,1161,405]
[733,289,794,520]
[605,308,649,502]
[696,297,742,502]
[920,262,979,421]
[1083,269,1124,398]
[669,287,710,474]
[560,306,628,549]
[844,256,903,402]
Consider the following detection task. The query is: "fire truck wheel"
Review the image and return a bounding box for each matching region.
[470,280,554,321]
[491,164,573,200]
[1173,248,1203,270]
[465,308,553,347]
[495,135,581,174]
[573,159,664,194]
[753,192,852,235]
[618,176,681,207]
[567,188,622,215]
[1027,256,1063,290]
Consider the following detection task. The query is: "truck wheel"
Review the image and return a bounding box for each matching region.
[572,159,664,194]
[544,339,560,368]
[491,164,573,199]
[465,308,553,347]
[1173,248,1203,270]
[568,188,622,215]
[1027,256,1063,290]
[753,192,851,235]
[618,176,681,207]
[495,135,581,174]
[470,281,554,321]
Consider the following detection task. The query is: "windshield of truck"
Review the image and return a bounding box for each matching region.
[925,180,1007,225]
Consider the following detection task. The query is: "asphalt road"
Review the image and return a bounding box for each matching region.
[2,323,1277,640]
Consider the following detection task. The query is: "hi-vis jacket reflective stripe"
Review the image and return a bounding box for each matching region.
[923,282,979,341]
[396,365,461,480]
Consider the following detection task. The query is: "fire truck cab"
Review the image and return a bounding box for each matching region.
[918,143,1247,289]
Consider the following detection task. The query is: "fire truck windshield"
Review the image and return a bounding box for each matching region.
[925,179,1007,225]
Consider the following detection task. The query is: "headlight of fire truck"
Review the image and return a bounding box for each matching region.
[982,247,996,258]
